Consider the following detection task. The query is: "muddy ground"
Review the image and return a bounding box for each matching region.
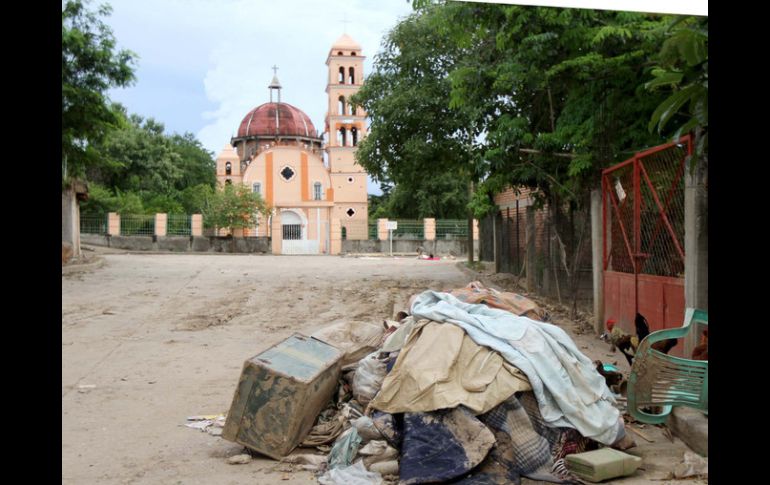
[62,249,704,484]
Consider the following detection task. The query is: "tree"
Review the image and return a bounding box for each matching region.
[81,105,217,215]
[203,183,270,236]
[646,15,708,168]
[350,5,481,259]
[62,0,137,182]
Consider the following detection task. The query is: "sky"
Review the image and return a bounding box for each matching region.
[104,0,415,195]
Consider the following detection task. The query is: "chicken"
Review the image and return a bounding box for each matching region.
[601,313,678,366]
[691,329,708,360]
[594,360,624,389]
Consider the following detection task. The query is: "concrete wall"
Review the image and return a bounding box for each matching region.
[82,234,271,253]
[342,238,478,257]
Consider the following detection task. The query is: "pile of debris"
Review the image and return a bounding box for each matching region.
[218,281,642,484]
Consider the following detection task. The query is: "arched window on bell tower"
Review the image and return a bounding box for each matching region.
[225,161,232,175]
[338,66,345,84]
[338,96,345,115]
[351,127,358,146]
[348,67,355,84]
[339,127,347,147]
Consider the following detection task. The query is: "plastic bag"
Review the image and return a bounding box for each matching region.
[318,460,383,485]
[352,351,388,406]
[352,416,384,441]
[327,427,363,469]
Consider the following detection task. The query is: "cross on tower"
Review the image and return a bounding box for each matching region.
[272,65,279,76]
[341,14,351,33]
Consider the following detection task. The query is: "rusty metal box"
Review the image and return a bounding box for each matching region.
[222,333,343,459]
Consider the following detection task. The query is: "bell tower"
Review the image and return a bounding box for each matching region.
[324,33,369,239]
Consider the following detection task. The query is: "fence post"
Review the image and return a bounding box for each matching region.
[377,218,389,241]
[107,212,120,236]
[154,213,167,237]
[526,206,536,292]
[191,214,203,236]
[684,159,708,357]
[473,219,479,241]
[591,189,604,335]
[424,218,436,241]
[271,212,282,255]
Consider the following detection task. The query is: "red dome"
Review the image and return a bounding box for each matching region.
[237,102,318,139]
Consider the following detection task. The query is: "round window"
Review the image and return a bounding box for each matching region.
[280,165,296,182]
[347,176,354,184]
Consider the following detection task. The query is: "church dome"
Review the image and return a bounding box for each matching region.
[237,102,319,139]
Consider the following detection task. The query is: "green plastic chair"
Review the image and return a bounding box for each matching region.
[627,308,708,424]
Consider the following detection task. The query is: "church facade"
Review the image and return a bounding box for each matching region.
[214,34,369,254]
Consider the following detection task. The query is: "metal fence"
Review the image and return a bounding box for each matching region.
[368,221,378,240]
[392,219,424,239]
[167,214,192,236]
[436,219,469,239]
[80,214,107,234]
[120,214,155,236]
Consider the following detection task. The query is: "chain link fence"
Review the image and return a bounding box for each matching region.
[392,220,424,239]
[80,214,107,234]
[167,214,192,236]
[436,219,469,239]
[119,214,155,236]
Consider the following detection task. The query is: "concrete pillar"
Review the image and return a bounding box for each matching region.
[61,188,81,257]
[424,218,436,241]
[591,189,604,335]
[377,218,389,241]
[271,212,282,255]
[232,228,244,238]
[107,212,120,236]
[154,213,167,237]
[191,214,203,236]
[330,218,342,255]
[684,161,708,357]
[526,206,536,292]
[473,219,479,241]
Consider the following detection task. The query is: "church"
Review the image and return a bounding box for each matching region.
[214,34,369,254]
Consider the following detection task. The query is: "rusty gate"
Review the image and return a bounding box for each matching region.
[602,134,692,357]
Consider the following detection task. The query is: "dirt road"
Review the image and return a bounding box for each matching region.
[62,252,700,484]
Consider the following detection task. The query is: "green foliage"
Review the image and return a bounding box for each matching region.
[645,16,708,166]
[350,4,479,219]
[371,2,683,214]
[81,105,216,216]
[203,183,270,233]
[62,0,137,181]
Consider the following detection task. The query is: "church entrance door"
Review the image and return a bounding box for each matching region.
[280,209,319,255]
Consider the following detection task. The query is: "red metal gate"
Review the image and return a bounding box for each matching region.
[602,134,692,357]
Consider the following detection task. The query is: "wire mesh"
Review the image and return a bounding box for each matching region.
[368,221,377,240]
[120,214,155,236]
[167,214,192,236]
[603,142,687,277]
[606,162,636,274]
[392,220,424,239]
[638,144,686,277]
[80,214,107,234]
[436,219,469,239]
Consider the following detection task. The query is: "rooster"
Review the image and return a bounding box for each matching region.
[691,329,708,360]
[601,313,678,366]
